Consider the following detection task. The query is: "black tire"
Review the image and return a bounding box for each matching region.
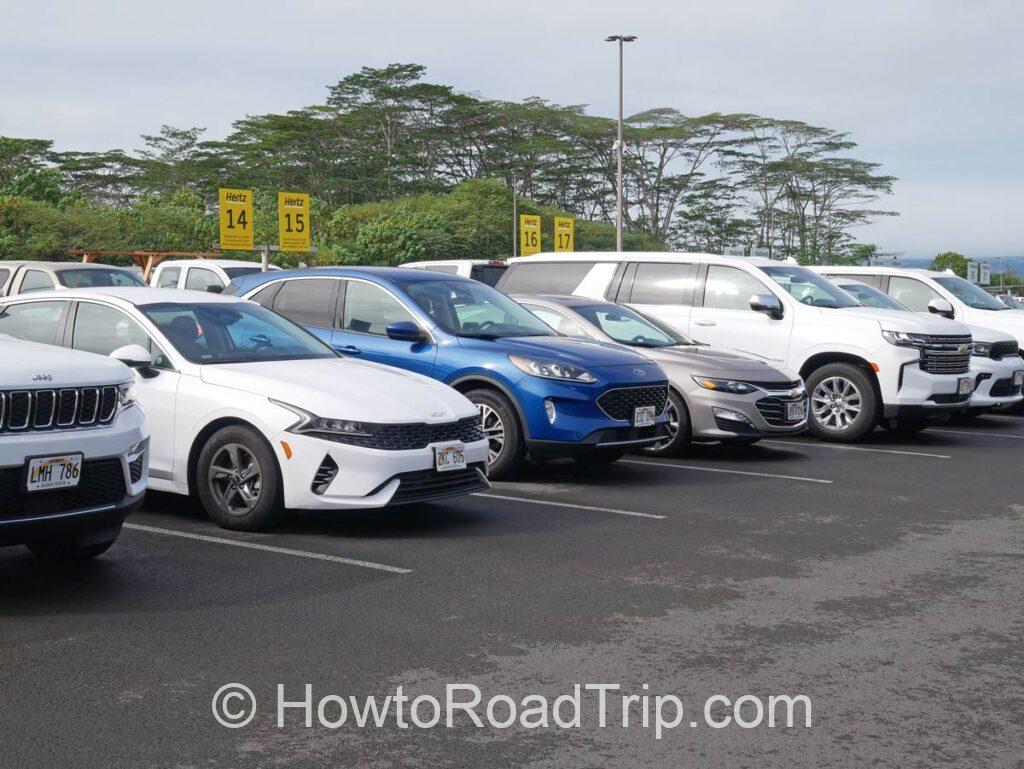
[805,363,879,442]
[573,449,624,466]
[465,388,525,480]
[196,425,283,531]
[27,526,121,562]
[639,390,691,457]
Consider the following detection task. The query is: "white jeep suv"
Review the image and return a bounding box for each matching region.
[499,253,976,441]
[0,333,148,561]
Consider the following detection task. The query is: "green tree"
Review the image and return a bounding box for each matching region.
[930,251,968,277]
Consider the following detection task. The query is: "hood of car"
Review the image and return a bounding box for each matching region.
[965,323,1017,344]
[0,339,132,388]
[199,357,477,424]
[457,334,655,367]
[962,309,1024,343]
[835,306,972,335]
[645,345,796,381]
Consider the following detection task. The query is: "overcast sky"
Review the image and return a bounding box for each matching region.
[2,0,1021,258]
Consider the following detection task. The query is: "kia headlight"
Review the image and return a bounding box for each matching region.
[972,341,992,357]
[271,400,381,437]
[509,355,597,383]
[692,376,758,395]
[118,381,137,410]
[881,330,930,348]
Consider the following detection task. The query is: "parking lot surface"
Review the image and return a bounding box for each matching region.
[3,414,1024,768]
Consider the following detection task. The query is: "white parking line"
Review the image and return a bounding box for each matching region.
[621,459,833,484]
[124,523,411,574]
[473,493,665,520]
[929,428,1024,440]
[762,439,951,459]
[984,413,1024,421]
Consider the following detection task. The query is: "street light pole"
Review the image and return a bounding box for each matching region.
[606,34,636,252]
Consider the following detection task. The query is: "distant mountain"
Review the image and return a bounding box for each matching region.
[897,256,1024,277]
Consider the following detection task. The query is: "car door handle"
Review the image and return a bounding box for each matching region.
[694,320,717,327]
[337,345,362,355]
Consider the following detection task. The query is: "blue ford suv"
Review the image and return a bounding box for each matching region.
[229,268,669,478]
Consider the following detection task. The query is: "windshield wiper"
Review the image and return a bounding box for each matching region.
[457,332,504,340]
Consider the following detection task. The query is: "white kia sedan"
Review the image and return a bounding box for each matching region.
[0,288,490,531]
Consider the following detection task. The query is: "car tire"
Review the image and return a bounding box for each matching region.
[466,388,525,480]
[639,390,691,457]
[806,363,879,442]
[573,449,624,466]
[27,525,121,562]
[196,425,283,531]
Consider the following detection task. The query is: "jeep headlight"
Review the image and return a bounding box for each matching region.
[271,399,381,437]
[881,330,930,348]
[972,341,992,357]
[118,381,137,410]
[509,355,597,383]
[692,376,758,395]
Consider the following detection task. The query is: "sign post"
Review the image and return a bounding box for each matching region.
[519,215,541,256]
[278,192,311,252]
[979,261,992,286]
[553,216,575,252]
[967,261,980,284]
[218,188,254,250]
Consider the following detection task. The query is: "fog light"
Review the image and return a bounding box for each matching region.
[713,407,754,426]
[544,398,557,424]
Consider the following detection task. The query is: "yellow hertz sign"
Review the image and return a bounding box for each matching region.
[218,188,254,250]
[279,192,311,252]
[520,215,541,256]
[554,216,574,252]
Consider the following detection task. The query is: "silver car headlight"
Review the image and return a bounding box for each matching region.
[509,355,597,383]
[881,330,930,348]
[271,399,381,437]
[118,381,137,410]
[692,376,758,395]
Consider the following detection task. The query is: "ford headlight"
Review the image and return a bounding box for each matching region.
[509,355,597,383]
[692,376,758,395]
[271,400,381,437]
[972,341,992,357]
[882,330,930,348]
[118,381,137,410]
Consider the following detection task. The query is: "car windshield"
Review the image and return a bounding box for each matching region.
[574,303,694,347]
[57,268,147,288]
[998,295,1023,310]
[837,282,910,312]
[223,267,262,279]
[759,265,860,308]
[403,279,554,338]
[141,301,337,364]
[933,276,1009,310]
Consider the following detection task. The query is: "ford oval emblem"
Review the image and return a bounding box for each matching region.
[633,368,646,376]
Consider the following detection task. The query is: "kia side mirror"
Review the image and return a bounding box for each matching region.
[110,344,153,369]
[927,298,954,319]
[386,321,427,343]
[750,293,784,320]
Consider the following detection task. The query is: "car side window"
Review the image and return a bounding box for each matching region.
[888,277,941,312]
[703,266,772,311]
[20,270,56,293]
[157,267,181,288]
[522,304,589,338]
[0,300,66,344]
[71,302,169,367]
[0,268,10,289]
[341,281,417,336]
[272,279,338,328]
[423,265,459,274]
[629,263,697,305]
[184,267,224,292]
[498,262,597,294]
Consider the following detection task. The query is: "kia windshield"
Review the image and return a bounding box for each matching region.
[141,302,337,364]
[759,265,860,308]
[403,279,554,338]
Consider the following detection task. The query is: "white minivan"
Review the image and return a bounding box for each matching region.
[150,259,280,293]
[499,253,977,441]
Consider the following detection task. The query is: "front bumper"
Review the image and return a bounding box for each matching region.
[0,408,148,547]
[879,348,973,417]
[272,430,490,510]
[685,383,806,441]
[969,356,1024,408]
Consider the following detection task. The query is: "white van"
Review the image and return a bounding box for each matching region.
[499,253,977,441]
[400,259,508,287]
[149,259,279,293]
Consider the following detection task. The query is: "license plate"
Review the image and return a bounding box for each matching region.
[634,405,657,428]
[1015,371,1024,387]
[26,454,82,492]
[434,443,467,473]
[958,377,973,395]
[786,400,808,422]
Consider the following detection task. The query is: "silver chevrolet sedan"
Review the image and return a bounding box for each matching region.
[514,294,808,455]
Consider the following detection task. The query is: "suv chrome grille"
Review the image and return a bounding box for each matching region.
[920,335,972,375]
[0,385,120,434]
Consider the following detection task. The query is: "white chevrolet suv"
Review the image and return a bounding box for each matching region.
[499,253,976,441]
[0,333,148,561]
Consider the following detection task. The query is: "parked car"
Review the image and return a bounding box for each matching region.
[993,293,1024,310]
[0,333,148,561]
[400,259,508,287]
[498,253,977,441]
[149,259,280,293]
[514,294,807,454]
[228,268,672,477]
[0,288,490,531]
[0,261,147,296]
[828,277,1023,413]
[814,266,1024,353]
